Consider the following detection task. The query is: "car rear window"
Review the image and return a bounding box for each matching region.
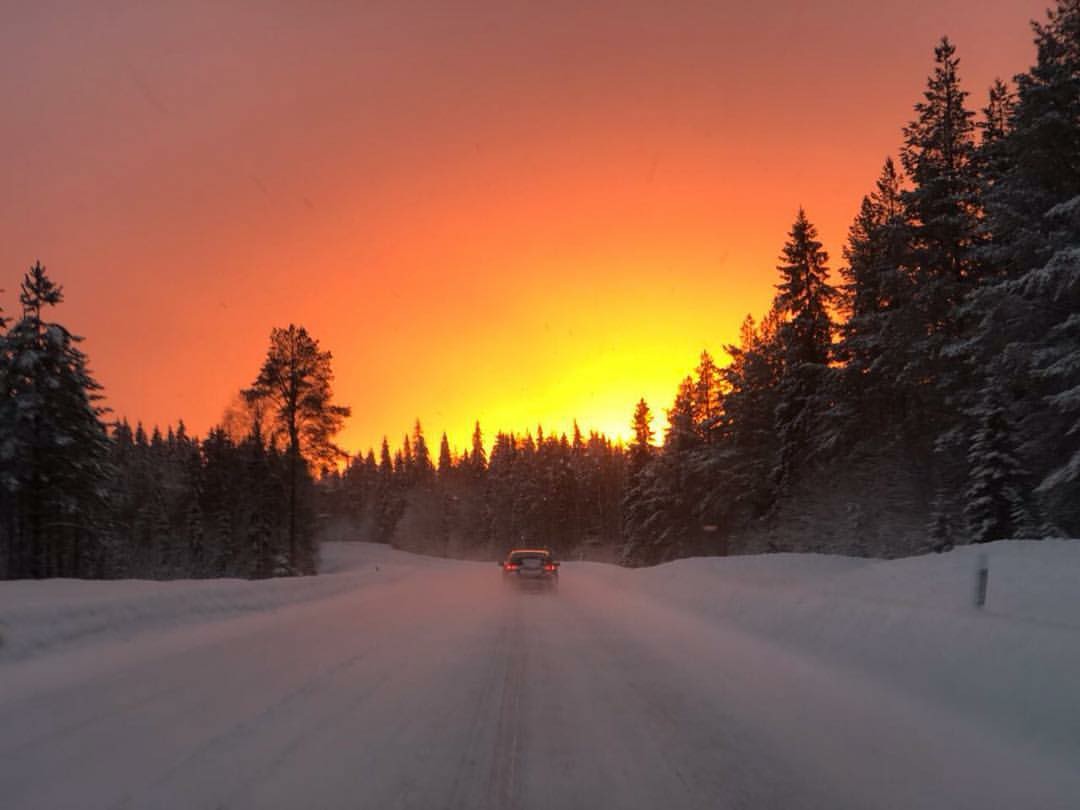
[509,552,549,563]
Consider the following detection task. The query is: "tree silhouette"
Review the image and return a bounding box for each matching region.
[245,325,350,571]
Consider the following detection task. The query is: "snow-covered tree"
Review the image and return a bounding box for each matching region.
[832,159,919,440]
[902,36,980,308]
[718,312,783,516]
[839,160,914,370]
[773,209,837,367]
[981,1,1080,279]
[771,210,838,486]
[963,387,1035,542]
[961,2,1080,533]
[0,262,111,578]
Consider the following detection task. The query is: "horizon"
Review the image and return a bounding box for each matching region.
[1,0,1046,455]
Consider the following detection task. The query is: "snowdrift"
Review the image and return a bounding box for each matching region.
[0,542,430,661]
[607,539,1080,760]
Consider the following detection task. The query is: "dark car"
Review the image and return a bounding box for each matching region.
[501,548,559,589]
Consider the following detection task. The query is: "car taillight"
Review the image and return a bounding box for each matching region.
[544,564,556,571]
[504,563,519,571]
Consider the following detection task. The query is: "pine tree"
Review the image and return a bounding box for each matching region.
[664,377,699,453]
[572,420,586,455]
[438,432,453,478]
[720,312,784,516]
[373,437,403,541]
[980,79,1016,147]
[833,158,919,441]
[0,263,111,578]
[379,438,393,478]
[772,211,837,486]
[902,37,980,306]
[470,421,487,477]
[412,419,434,484]
[693,351,723,442]
[244,324,350,572]
[898,37,982,507]
[401,435,414,483]
[623,380,712,565]
[982,1,1080,278]
[1026,214,1080,527]
[774,209,837,367]
[927,490,956,553]
[621,452,684,567]
[839,159,913,369]
[964,387,1034,543]
[628,398,654,475]
[963,1,1080,533]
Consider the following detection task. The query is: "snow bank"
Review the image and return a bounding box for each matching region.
[606,539,1080,760]
[0,542,441,662]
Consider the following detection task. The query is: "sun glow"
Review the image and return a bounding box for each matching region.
[1,1,1045,457]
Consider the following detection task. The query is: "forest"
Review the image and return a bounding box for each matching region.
[322,9,1080,565]
[2,3,1078,578]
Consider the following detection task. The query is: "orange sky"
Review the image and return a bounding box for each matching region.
[1,0,1047,455]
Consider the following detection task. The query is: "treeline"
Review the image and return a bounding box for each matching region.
[101,420,303,579]
[5,3,1078,576]
[0,265,349,579]
[318,421,626,560]
[323,5,1080,565]
[620,9,1080,563]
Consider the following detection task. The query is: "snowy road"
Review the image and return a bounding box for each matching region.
[1,542,1078,810]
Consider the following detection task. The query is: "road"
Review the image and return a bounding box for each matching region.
[1,547,1077,810]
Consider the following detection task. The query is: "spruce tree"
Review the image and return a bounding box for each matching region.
[834,158,918,438]
[774,209,837,368]
[720,312,784,516]
[772,210,837,486]
[470,420,487,477]
[964,387,1034,542]
[902,36,980,306]
[965,1,1080,532]
[839,160,913,370]
[664,377,699,453]
[373,437,402,541]
[0,263,110,578]
[437,431,453,478]
[628,398,654,475]
[898,38,982,509]
[980,79,1016,147]
[412,419,434,483]
[572,420,586,454]
[693,351,722,442]
[983,1,1080,278]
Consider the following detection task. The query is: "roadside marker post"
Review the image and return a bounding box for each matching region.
[975,552,989,608]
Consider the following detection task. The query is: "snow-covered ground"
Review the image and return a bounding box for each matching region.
[1,540,1077,809]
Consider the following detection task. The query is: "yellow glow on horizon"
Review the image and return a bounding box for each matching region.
[333,294,738,457]
[4,1,1043,457]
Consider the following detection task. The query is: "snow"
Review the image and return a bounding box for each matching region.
[1,540,1078,809]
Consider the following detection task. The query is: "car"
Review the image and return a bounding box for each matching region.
[500,548,559,589]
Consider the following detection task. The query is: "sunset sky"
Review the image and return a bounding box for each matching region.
[1,0,1047,455]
